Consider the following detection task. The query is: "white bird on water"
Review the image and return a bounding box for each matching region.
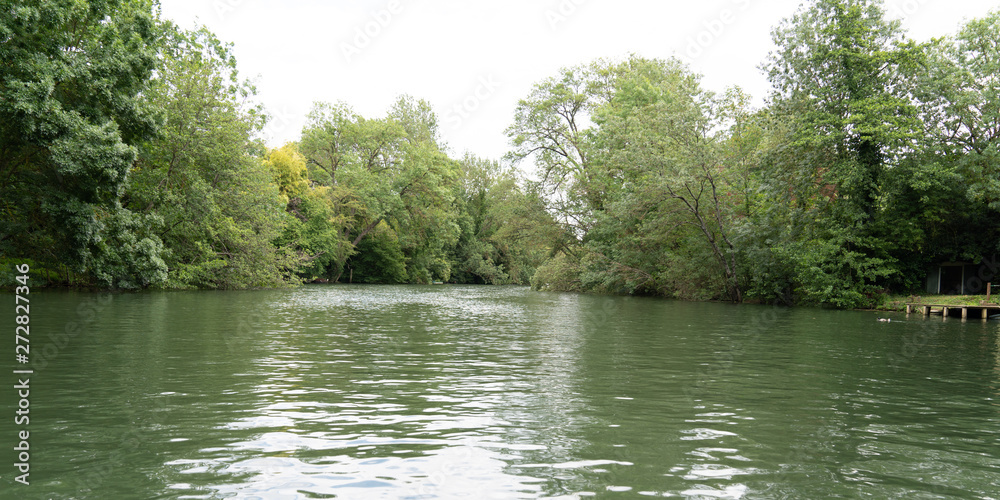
[878,318,891,322]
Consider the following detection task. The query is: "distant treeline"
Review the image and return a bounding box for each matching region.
[2,0,998,309]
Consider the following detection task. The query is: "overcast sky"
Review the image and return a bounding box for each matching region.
[157,0,998,162]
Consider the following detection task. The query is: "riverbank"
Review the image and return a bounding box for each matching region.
[875,294,1000,312]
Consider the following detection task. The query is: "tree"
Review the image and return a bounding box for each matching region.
[349,221,409,283]
[590,57,744,301]
[384,96,461,283]
[449,154,558,285]
[510,56,747,301]
[917,11,1000,212]
[300,97,460,283]
[765,0,923,220]
[0,0,166,287]
[265,143,310,199]
[506,64,602,237]
[264,143,353,280]
[756,0,924,306]
[127,23,299,288]
[874,9,1000,279]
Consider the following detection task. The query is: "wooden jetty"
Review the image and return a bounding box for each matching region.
[906,303,1000,320]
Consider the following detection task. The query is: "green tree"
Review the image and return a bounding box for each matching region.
[449,154,558,285]
[590,57,744,300]
[510,56,747,300]
[265,144,353,281]
[127,23,299,288]
[917,11,1000,212]
[755,0,924,306]
[0,0,166,287]
[876,9,1000,280]
[384,96,460,283]
[506,64,603,237]
[300,97,460,283]
[765,0,923,219]
[348,221,408,283]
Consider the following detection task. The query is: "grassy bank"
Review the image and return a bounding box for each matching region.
[876,294,1000,312]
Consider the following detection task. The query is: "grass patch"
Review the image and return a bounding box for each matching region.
[878,294,1000,311]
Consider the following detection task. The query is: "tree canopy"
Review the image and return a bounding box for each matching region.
[3,0,998,309]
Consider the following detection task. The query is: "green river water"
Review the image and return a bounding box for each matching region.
[1,285,998,499]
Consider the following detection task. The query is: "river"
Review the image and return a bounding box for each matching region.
[2,285,998,499]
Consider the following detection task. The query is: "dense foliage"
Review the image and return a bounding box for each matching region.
[0,0,554,288]
[2,0,997,308]
[1,0,164,287]
[510,1,1000,308]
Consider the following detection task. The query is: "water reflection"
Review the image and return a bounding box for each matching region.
[5,287,1000,499]
[995,324,1000,396]
[170,286,582,499]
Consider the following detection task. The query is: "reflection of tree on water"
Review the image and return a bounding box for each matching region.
[498,292,605,495]
[207,285,558,498]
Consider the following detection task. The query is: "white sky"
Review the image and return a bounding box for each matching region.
[157,0,999,162]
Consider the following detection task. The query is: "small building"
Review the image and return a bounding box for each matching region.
[926,258,999,295]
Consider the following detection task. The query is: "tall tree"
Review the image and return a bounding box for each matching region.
[266,143,353,280]
[511,56,748,301]
[127,23,299,288]
[766,0,923,219]
[590,57,744,301]
[756,0,924,306]
[506,65,602,238]
[0,0,166,287]
[450,154,559,285]
[917,11,1000,212]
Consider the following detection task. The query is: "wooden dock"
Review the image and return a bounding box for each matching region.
[906,303,1000,320]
